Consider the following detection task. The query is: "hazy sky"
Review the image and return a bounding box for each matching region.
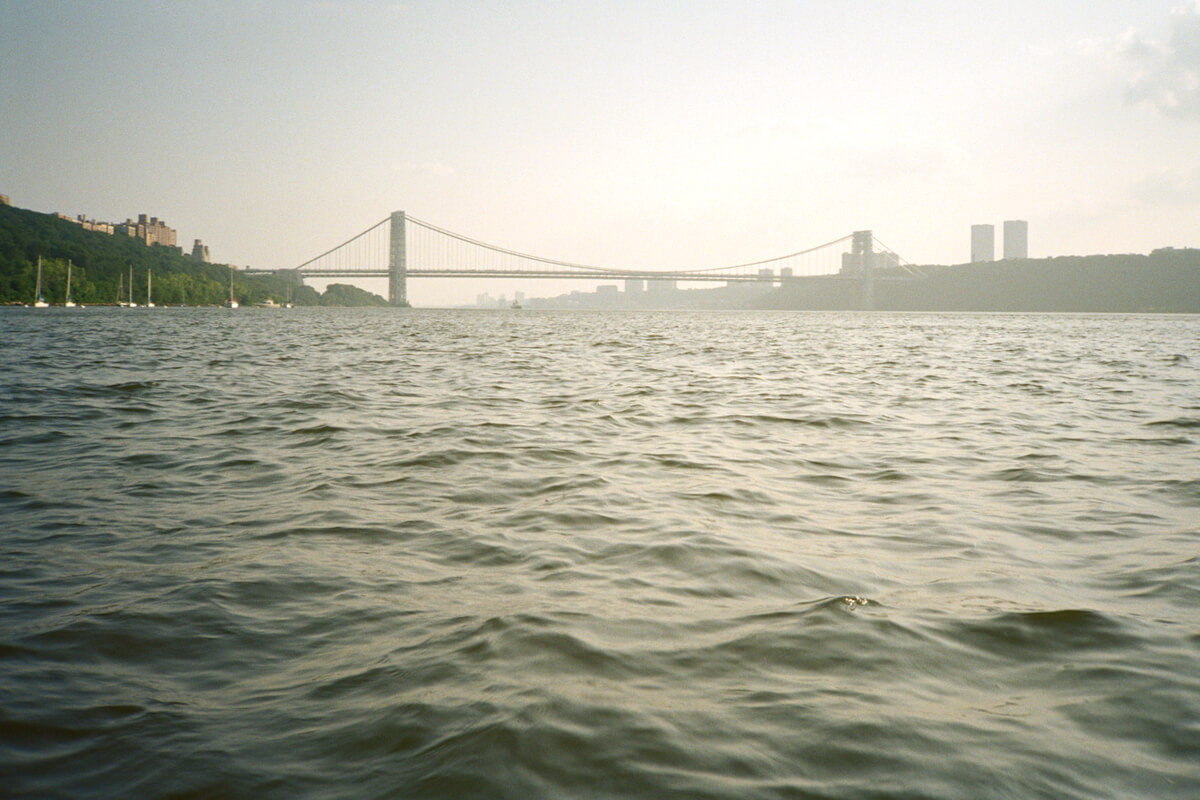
[3,0,1198,305]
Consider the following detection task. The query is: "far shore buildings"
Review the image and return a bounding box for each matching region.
[54,210,180,250]
[191,239,210,263]
[1003,220,1028,259]
[117,214,178,248]
[55,213,115,235]
[971,224,995,263]
[972,220,1029,262]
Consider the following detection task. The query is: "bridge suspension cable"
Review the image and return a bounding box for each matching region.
[404,216,853,276]
[294,216,389,272]
[291,213,910,285]
[870,235,924,277]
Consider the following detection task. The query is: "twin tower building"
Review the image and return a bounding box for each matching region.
[971,220,1027,263]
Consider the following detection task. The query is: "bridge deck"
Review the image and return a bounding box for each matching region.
[269,268,914,283]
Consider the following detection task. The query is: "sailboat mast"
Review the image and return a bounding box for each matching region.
[35,255,43,301]
[66,260,72,304]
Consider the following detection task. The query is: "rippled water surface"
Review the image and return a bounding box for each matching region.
[2,308,1199,799]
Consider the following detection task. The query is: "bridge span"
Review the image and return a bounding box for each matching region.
[248,212,919,307]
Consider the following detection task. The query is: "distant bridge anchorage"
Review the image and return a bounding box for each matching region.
[261,211,921,307]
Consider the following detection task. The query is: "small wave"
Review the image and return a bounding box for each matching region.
[119,452,179,467]
[1145,417,1200,430]
[214,457,268,469]
[648,454,724,471]
[864,468,911,482]
[75,380,159,397]
[289,424,347,439]
[797,414,867,429]
[387,450,494,469]
[1119,435,1192,446]
[681,488,776,505]
[783,595,882,616]
[991,466,1045,482]
[1158,477,1200,504]
[114,405,155,416]
[1008,381,1053,395]
[955,609,1133,658]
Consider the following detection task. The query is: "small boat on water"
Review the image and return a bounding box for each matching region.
[224,266,239,308]
[126,265,137,308]
[255,298,279,308]
[511,300,522,309]
[32,256,48,309]
[64,259,77,307]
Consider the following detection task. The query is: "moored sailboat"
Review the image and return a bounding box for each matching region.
[224,266,239,308]
[146,268,155,308]
[33,255,48,307]
[64,259,77,307]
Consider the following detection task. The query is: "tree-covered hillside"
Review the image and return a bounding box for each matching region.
[0,204,390,306]
[754,249,1200,312]
[882,251,1200,313]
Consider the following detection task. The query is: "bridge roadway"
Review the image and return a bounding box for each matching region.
[253,215,917,306]
[247,266,914,283]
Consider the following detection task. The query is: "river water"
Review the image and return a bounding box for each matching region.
[2,307,1198,799]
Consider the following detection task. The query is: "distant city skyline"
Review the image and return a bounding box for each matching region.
[2,0,1198,305]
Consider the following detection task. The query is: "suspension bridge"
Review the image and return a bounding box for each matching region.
[255,211,921,306]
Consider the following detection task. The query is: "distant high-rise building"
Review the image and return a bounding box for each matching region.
[1003,220,1028,259]
[624,279,644,293]
[191,239,210,263]
[971,224,995,263]
[115,214,177,248]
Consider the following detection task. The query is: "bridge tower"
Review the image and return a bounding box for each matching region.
[852,230,874,310]
[389,210,407,306]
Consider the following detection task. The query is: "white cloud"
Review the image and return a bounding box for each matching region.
[1122,2,1200,119]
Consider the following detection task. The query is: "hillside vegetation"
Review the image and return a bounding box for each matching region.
[754,250,1200,313]
[0,204,389,306]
